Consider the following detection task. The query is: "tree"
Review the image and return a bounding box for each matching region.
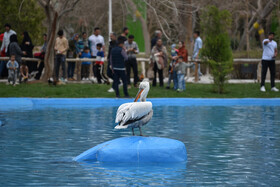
[38,0,80,81]
[237,0,278,50]
[126,0,151,54]
[201,6,233,94]
[0,0,45,44]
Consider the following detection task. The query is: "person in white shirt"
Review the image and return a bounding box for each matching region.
[192,31,203,78]
[260,32,279,92]
[0,23,16,54]
[88,27,105,79]
[88,27,105,57]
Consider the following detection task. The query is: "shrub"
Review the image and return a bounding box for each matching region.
[201,6,233,94]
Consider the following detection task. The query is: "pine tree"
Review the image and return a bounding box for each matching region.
[201,6,233,94]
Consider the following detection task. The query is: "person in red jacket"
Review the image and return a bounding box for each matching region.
[175,41,188,62]
[171,41,188,90]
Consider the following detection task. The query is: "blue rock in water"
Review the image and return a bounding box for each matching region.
[74,136,187,163]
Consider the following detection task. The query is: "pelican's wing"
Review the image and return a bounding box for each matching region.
[115,102,152,128]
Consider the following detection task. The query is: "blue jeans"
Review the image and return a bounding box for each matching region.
[8,69,17,84]
[173,71,178,90]
[113,70,129,97]
[55,54,66,79]
[177,73,185,90]
[67,62,76,78]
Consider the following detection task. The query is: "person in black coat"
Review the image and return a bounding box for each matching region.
[8,34,24,66]
[21,31,35,73]
[7,34,25,81]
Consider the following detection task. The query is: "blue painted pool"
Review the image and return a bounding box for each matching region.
[0,98,280,186]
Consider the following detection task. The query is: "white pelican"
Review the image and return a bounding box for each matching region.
[115,81,153,136]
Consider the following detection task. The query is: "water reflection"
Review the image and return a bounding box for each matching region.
[0,106,280,186]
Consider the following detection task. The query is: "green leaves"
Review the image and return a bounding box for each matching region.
[0,0,45,45]
[201,6,233,94]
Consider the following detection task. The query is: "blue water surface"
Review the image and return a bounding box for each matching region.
[0,99,280,186]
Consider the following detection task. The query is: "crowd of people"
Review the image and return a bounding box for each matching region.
[0,23,204,96]
[1,23,278,95]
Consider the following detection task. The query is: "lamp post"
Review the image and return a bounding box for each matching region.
[108,0,112,41]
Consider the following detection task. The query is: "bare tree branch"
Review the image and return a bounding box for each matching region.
[58,0,80,19]
[18,0,25,18]
[143,0,171,41]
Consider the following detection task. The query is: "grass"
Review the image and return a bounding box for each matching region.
[0,82,279,98]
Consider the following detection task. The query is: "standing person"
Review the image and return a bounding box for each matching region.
[21,31,34,73]
[260,32,279,92]
[119,27,129,42]
[107,32,118,92]
[0,33,6,78]
[110,37,129,98]
[151,39,167,87]
[95,43,109,84]
[35,34,47,80]
[88,27,105,79]
[6,54,19,86]
[67,33,80,81]
[80,46,91,80]
[78,32,89,53]
[124,34,139,87]
[166,44,178,89]
[151,30,162,49]
[54,30,69,82]
[8,34,24,72]
[107,33,117,79]
[1,24,16,78]
[176,41,188,62]
[1,23,16,55]
[192,31,203,78]
[174,56,193,92]
[173,41,188,90]
[19,62,29,83]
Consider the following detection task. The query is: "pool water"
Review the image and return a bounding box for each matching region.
[0,102,280,186]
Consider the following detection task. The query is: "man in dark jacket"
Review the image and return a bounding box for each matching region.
[107,32,117,79]
[107,32,118,93]
[110,37,129,98]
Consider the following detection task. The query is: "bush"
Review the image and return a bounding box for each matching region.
[0,0,45,45]
[201,6,233,94]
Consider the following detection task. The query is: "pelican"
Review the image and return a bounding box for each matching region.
[115,81,153,136]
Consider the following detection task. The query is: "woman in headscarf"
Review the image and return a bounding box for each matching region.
[67,33,80,81]
[172,41,188,90]
[8,34,24,67]
[151,39,167,87]
[177,41,188,62]
[21,31,34,73]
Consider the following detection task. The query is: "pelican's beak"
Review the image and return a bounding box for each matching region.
[134,88,144,102]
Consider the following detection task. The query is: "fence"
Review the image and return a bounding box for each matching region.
[0,57,279,82]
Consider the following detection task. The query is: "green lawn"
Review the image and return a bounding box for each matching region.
[0,82,279,98]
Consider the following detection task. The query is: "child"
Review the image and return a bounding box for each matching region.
[19,62,29,83]
[95,43,109,84]
[6,54,19,86]
[175,56,193,92]
[80,46,91,80]
[166,44,178,89]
